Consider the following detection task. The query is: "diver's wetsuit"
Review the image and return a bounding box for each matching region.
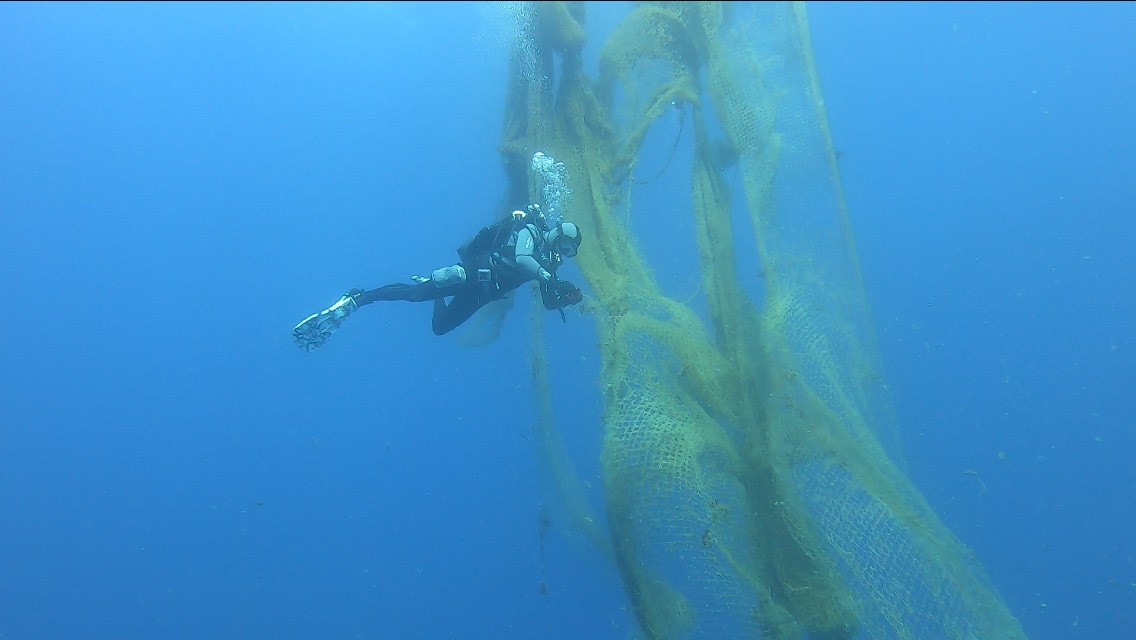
[355,223,559,336]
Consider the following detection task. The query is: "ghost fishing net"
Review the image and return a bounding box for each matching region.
[495,2,1027,638]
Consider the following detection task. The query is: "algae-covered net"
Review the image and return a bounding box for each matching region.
[493,2,1027,638]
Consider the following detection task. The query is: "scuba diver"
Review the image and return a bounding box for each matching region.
[292,204,584,351]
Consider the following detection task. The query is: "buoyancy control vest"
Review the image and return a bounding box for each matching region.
[456,206,549,264]
[455,207,555,298]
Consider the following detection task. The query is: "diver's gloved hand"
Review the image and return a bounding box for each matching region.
[292,290,361,352]
[541,278,583,310]
[557,280,583,307]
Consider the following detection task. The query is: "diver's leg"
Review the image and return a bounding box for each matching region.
[356,265,467,306]
[293,271,465,351]
[356,281,445,305]
[431,289,484,336]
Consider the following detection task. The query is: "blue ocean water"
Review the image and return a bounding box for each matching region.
[1,3,1131,639]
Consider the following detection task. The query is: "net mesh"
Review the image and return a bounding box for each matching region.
[494,2,1027,638]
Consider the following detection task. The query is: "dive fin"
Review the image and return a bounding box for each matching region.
[292,291,361,352]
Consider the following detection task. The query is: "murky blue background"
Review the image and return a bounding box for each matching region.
[2,3,1131,638]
